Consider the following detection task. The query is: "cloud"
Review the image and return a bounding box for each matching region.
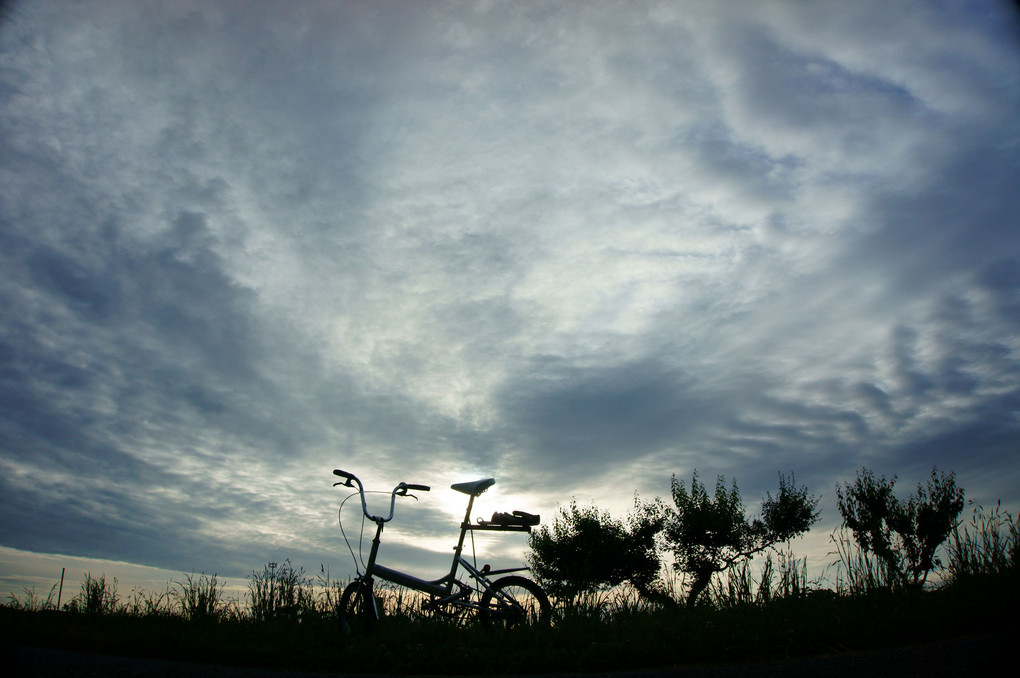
[0,0,1018,593]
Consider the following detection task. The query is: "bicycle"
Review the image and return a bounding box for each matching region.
[333,468,551,632]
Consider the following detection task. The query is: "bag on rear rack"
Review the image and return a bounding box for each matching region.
[485,510,540,527]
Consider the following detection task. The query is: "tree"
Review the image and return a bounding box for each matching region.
[662,471,820,606]
[836,466,965,587]
[527,500,664,602]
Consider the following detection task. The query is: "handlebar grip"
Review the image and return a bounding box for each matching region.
[406,484,431,492]
[333,469,358,487]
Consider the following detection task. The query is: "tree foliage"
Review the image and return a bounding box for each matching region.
[527,500,663,602]
[662,471,820,606]
[836,466,965,586]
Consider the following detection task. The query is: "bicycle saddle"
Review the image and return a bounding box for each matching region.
[451,478,495,496]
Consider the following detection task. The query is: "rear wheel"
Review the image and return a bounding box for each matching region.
[339,579,376,634]
[478,575,551,628]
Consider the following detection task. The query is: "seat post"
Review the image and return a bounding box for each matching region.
[446,478,494,581]
[449,493,477,579]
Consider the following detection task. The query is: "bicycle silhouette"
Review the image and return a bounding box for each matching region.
[333,469,551,631]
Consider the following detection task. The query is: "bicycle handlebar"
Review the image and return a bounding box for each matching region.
[333,469,429,524]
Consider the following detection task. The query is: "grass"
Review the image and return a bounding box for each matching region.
[828,525,900,595]
[945,501,1019,586]
[4,508,1018,674]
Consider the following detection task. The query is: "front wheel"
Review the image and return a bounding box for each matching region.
[339,579,376,634]
[478,575,551,628]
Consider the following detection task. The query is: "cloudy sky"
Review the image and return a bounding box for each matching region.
[2,0,1019,598]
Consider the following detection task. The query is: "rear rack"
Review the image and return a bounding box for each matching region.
[468,523,533,533]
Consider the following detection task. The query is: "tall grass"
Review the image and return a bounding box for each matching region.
[5,583,59,612]
[126,584,173,617]
[65,572,120,615]
[174,573,226,621]
[315,565,345,616]
[828,526,898,595]
[247,560,315,622]
[945,502,1018,585]
[709,549,808,608]
[548,587,621,621]
[4,562,344,621]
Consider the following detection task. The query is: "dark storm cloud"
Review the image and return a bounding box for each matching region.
[497,354,858,497]
[497,360,692,465]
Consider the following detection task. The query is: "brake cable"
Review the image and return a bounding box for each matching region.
[338,489,412,573]
[338,491,363,573]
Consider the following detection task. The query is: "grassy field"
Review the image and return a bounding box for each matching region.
[3,506,1017,675]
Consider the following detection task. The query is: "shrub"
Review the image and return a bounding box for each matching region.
[527,499,664,605]
[662,471,819,606]
[836,466,964,587]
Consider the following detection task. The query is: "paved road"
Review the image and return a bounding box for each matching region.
[8,632,1010,677]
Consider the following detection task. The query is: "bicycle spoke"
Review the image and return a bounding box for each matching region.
[478,575,551,628]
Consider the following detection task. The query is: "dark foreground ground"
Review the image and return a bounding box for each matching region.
[8,631,1010,678]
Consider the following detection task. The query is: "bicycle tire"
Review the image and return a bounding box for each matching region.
[477,575,551,628]
[339,579,376,634]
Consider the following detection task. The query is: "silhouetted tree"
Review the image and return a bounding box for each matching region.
[836,466,965,587]
[662,471,820,606]
[527,499,664,602]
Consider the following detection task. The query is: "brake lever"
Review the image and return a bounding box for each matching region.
[393,486,420,501]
